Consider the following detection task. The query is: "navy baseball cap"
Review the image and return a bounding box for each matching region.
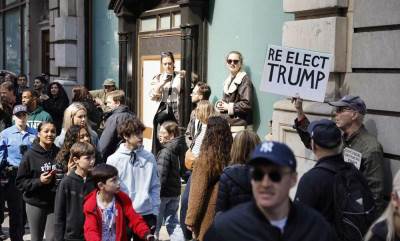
[249,141,296,171]
[328,95,367,115]
[307,119,342,148]
[13,105,28,115]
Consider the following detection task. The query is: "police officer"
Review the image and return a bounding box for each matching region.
[0,105,37,241]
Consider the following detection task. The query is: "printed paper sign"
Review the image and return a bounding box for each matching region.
[343,147,362,170]
[260,45,332,102]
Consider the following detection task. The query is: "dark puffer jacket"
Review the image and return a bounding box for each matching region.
[156,136,185,197]
[216,164,252,213]
[367,220,400,241]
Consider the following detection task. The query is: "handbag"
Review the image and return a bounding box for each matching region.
[185,149,196,170]
[155,74,176,124]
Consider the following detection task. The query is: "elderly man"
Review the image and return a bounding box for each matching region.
[89,79,117,111]
[293,95,389,214]
[204,141,337,241]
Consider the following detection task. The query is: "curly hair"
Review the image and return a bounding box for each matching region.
[197,116,232,179]
[47,82,69,100]
[55,125,92,170]
[118,118,145,139]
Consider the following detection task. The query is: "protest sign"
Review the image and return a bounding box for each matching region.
[260,45,332,102]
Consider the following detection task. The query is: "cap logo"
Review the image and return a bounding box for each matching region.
[260,142,274,153]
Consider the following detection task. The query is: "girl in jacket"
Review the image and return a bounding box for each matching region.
[72,85,103,131]
[156,121,185,241]
[55,102,99,147]
[54,125,102,184]
[216,130,261,213]
[215,51,253,134]
[150,51,185,155]
[185,116,233,241]
[42,82,69,135]
[365,169,400,241]
[16,121,59,241]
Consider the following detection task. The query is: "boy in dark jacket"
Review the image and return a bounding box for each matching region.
[98,90,135,162]
[54,142,96,241]
[83,164,154,241]
[156,121,185,240]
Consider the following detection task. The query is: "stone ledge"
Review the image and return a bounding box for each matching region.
[283,17,347,72]
[352,30,400,69]
[273,98,335,116]
[354,0,400,28]
[342,73,400,112]
[54,17,77,41]
[284,0,348,13]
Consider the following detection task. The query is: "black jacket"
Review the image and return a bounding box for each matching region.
[98,105,135,162]
[368,220,400,241]
[204,201,337,241]
[42,95,69,135]
[294,154,346,226]
[216,164,252,213]
[157,136,184,197]
[16,142,59,209]
[54,171,95,241]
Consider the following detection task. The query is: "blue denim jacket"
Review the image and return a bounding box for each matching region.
[0,125,37,167]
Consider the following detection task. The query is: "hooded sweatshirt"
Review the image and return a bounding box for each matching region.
[16,141,59,209]
[157,136,185,197]
[54,171,96,241]
[27,106,53,130]
[107,143,160,216]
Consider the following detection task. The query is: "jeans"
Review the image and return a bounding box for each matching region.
[25,203,55,241]
[156,197,185,241]
[180,177,192,240]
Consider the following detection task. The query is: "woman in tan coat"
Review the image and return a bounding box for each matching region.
[185,116,233,240]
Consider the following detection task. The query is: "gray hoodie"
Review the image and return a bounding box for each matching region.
[107,143,161,216]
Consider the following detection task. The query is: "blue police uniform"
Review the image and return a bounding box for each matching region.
[0,124,37,241]
[0,125,37,167]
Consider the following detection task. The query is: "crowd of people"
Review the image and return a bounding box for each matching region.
[0,48,396,241]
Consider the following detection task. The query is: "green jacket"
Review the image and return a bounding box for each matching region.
[27,106,53,130]
[294,117,389,214]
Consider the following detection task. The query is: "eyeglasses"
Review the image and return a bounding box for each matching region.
[227,59,240,65]
[335,107,354,113]
[251,168,292,183]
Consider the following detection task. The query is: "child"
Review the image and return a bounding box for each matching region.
[54,142,96,241]
[106,118,160,239]
[156,121,185,240]
[16,121,59,241]
[83,164,154,241]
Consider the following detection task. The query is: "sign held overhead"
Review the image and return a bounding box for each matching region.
[260,45,332,102]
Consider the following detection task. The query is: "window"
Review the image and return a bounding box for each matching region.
[139,9,181,33]
[0,0,26,73]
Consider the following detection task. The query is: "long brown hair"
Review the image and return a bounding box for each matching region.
[197,116,232,179]
[230,130,261,165]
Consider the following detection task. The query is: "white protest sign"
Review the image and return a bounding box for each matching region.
[260,45,332,102]
[343,147,362,170]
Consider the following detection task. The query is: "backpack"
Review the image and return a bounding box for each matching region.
[317,161,377,241]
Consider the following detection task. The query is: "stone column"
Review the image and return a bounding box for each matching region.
[51,0,85,98]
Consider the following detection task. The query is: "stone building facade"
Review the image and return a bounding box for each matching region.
[273,0,400,179]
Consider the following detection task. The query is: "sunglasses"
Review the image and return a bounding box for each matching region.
[335,107,354,113]
[227,59,240,65]
[251,168,292,183]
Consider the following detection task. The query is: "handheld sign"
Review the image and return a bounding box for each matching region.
[260,45,332,102]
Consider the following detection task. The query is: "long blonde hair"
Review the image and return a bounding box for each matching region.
[195,100,215,124]
[62,102,88,131]
[365,170,400,241]
[230,130,261,165]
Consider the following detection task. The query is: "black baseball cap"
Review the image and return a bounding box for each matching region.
[307,119,342,148]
